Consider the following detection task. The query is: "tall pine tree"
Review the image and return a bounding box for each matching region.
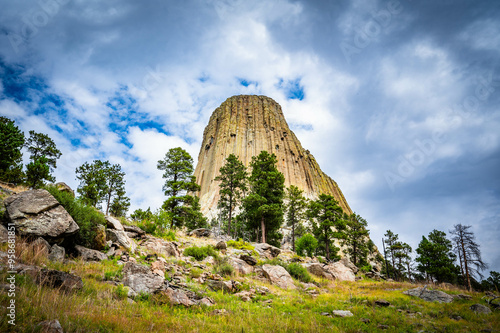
[285,185,308,252]
[25,131,61,188]
[0,117,25,184]
[343,213,370,267]
[415,230,458,283]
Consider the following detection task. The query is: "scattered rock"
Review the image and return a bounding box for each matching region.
[375,299,391,307]
[229,257,254,275]
[320,312,331,316]
[254,243,281,259]
[55,182,75,197]
[240,254,257,266]
[198,297,215,306]
[215,241,226,250]
[360,318,371,323]
[4,189,79,239]
[123,224,145,237]
[141,236,179,257]
[122,262,164,295]
[75,245,108,261]
[94,224,107,250]
[206,279,234,293]
[163,287,195,306]
[0,225,8,243]
[48,244,65,262]
[188,228,211,237]
[37,319,64,333]
[332,310,353,317]
[211,309,227,315]
[261,264,296,290]
[106,229,136,253]
[469,304,492,314]
[37,269,83,292]
[453,294,473,300]
[105,216,124,231]
[234,290,253,302]
[33,237,51,256]
[403,287,454,303]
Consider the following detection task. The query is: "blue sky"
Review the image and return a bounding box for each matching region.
[0,0,499,275]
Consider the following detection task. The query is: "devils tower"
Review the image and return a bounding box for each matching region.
[194,95,352,218]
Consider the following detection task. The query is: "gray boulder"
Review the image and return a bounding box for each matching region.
[37,269,83,292]
[188,228,211,237]
[4,189,79,239]
[106,229,136,253]
[162,287,195,306]
[0,224,8,243]
[122,262,164,295]
[229,257,254,275]
[261,264,296,289]
[55,182,75,197]
[33,237,51,256]
[215,241,227,250]
[253,243,281,259]
[206,280,234,293]
[75,245,108,261]
[141,236,179,257]
[48,244,65,262]
[303,262,355,282]
[240,254,257,266]
[36,319,64,333]
[332,310,354,317]
[403,287,454,303]
[123,224,145,236]
[470,304,492,314]
[105,216,124,231]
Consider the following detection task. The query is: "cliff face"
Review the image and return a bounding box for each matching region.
[193,95,352,217]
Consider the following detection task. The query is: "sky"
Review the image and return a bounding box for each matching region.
[0,0,499,276]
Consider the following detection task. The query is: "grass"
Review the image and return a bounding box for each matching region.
[183,245,218,261]
[1,238,498,332]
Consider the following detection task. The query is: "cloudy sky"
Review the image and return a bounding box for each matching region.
[1,0,499,275]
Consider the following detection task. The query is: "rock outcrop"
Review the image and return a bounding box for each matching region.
[193,95,352,217]
[403,287,454,303]
[4,189,79,239]
[261,264,296,289]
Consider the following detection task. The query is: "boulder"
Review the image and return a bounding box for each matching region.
[105,216,124,231]
[106,229,136,253]
[123,224,145,236]
[48,244,65,262]
[198,297,215,306]
[469,304,492,314]
[55,182,75,197]
[229,257,254,275]
[0,224,8,243]
[375,299,390,307]
[332,310,354,317]
[215,241,227,250]
[36,319,64,333]
[253,243,281,259]
[163,287,195,306]
[206,280,234,293]
[122,262,164,295]
[4,189,79,239]
[75,245,108,261]
[261,264,296,289]
[403,287,454,303]
[33,237,51,256]
[304,263,334,280]
[188,228,211,237]
[141,236,179,257]
[94,224,107,250]
[325,261,356,282]
[340,257,358,274]
[37,269,83,292]
[240,254,257,266]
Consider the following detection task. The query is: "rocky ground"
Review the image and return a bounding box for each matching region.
[0,187,499,332]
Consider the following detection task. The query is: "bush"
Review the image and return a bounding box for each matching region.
[286,262,312,283]
[190,267,203,278]
[227,239,255,251]
[295,233,318,257]
[136,209,176,239]
[45,186,105,249]
[214,256,234,277]
[183,245,218,261]
[115,284,128,300]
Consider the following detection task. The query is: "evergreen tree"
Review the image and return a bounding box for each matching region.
[242,151,285,246]
[25,131,61,188]
[285,185,308,252]
[383,230,399,279]
[215,154,247,236]
[109,187,130,217]
[76,160,108,207]
[415,230,458,283]
[102,163,127,215]
[295,233,318,257]
[0,117,25,184]
[450,224,488,290]
[308,194,345,261]
[157,147,204,229]
[342,213,370,267]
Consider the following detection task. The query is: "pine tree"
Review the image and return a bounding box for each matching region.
[157,147,204,229]
[242,151,285,246]
[215,154,247,236]
[450,224,488,290]
[25,131,61,188]
[343,213,370,267]
[285,185,308,252]
[0,117,25,184]
[109,187,130,217]
[102,163,127,216]
[308,194,345,261]
[383,230,399,279]
[415,230,458,283]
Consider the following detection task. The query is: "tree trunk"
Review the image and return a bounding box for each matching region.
[325,227,330,261]
[292,221,295,252]
[261,216,266,244]
[460,235,472,291]
[228,194,233,236]
[106,190,111,216]
[353,243,357,266]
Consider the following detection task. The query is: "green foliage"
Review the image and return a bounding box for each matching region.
[213,256,234,277]
[286,262,312,283]
[285,185,308,252]
[416,229,458,284]
[242,151,285,246]
[0,116,25,184]
[295,233,318,257]
[26,156,54,188]
[226,239,255,251]
[342,213,370,267]
[482,271,500,291]
[183,245,218,261]
[307,194,345,261]
[25,131,61,188]
[215,154,247,236]
[130,207,154,221]
[135,209,178,239]
[115,284,128,300]
[76,160,130,216]
[190,267,203,278]
[157,147,205,229]
[45,185,106,249]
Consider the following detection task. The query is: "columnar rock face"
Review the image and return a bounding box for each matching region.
[193,95,352,217]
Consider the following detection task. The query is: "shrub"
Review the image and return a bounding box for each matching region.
[45,186,105,249]
[227,239,254,251]
[214,256,234,277]
[295,233,318,257]
[115,284,128,300]
[190,267,203,278]
[183,245,218,261]
[286,262,312,283]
